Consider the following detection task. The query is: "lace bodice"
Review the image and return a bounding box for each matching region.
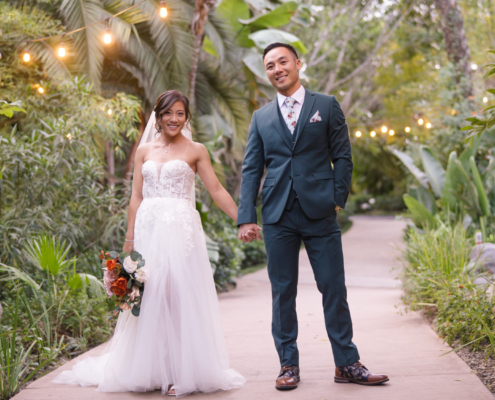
[142,159,195,202]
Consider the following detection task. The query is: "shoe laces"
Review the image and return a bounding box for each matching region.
[353,361,368,371]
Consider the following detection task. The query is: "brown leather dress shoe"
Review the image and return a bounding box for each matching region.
[275,365,300,390]
[334,361,389,385]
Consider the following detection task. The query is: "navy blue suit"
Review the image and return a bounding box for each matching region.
[238,88,360,367]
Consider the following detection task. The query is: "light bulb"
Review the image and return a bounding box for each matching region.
[426,122,432,129]
[389,130,395,136]
[483,97,488,103]
[58,43,66,58]
[471,63,478,71]
[103,28,112,45]
[355,131,362,138]
[107,109,112,115]
[381,126,387,133]
[66,133,72,140]
[405,127,411,133]
[38,87,44,94]
[370,131,376,137]
[23,52,31,62]
[418,118,424,125]
[160,1,168,18]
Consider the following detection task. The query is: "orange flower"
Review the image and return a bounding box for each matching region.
[99,250,105,260]
[107,259,117,271]
[458,285,464,288]
[111,277,128,298]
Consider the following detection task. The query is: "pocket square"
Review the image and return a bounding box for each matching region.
[310,111,322,123]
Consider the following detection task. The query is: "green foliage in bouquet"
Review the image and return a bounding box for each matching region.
[100,250,147,317]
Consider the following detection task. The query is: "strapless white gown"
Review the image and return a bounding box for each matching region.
[53,159,246,396]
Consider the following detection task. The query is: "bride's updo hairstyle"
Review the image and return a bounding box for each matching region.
[154,90,192,133]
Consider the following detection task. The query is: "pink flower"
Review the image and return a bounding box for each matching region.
[103,269,118,297]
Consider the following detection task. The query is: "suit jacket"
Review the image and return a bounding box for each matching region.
[237,88,353,226]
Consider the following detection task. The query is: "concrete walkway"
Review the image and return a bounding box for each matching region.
[15,216,493,399]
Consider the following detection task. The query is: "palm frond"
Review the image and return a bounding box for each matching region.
[195,64,249,150]
[204,10,238,66]
[60,0,105,85]
[139,0,193,81]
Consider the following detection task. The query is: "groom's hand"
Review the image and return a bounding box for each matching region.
[238,223,262,243]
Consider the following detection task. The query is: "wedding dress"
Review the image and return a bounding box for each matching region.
[53,154,246,396]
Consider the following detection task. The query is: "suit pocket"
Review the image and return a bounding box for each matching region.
[313,170,334,180]
[263,178,276,187]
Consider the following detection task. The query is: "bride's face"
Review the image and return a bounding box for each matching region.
[159,101,187,137]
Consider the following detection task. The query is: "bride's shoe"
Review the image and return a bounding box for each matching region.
[167,385,176,396]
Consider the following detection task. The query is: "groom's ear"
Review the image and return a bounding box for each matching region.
[296,58,302,71]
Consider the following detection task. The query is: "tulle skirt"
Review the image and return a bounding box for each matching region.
[53,197,246,396]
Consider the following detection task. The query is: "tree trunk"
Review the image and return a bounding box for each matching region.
[188,0,215,109]
[124,109,147,182]
[434,0,473,97]
[105,140,115,188]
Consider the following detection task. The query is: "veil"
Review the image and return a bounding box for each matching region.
[138,111,196,208]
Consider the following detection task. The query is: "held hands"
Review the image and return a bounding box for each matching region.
[238,223,262,243]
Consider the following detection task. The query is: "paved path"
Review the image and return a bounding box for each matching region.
[15,216,493,399]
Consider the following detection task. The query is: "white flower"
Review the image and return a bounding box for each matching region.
[123,256,139,274]
[129,286,140,301]
[135,267,148,283]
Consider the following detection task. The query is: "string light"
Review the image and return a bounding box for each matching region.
[418,118,424,125]
[38,87,44,94]
[405,127,411,132]
[107,109,113,115]
[66,133,72,140]
[103,20,112,45]
[160,1,168,18]
[23,52,31,62]
[389,130,395,136]
[381,126,387,133]
[355,131,362,137]
[370,131,376,137]
[426,122,432,129]
[483,97,488,103]
[58,42,66,58]
[471,63,478,71]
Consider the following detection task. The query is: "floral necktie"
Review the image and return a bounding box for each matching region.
[284,97,297,134]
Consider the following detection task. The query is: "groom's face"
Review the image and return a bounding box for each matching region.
[264,47,301,94]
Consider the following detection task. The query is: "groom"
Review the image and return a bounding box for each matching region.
[237,43,388,390]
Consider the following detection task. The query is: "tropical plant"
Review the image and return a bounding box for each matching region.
[391,136,492,235]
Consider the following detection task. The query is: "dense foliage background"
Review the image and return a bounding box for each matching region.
[2,0,495,397]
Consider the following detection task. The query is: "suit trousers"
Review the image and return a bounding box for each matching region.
[262,199,360,367]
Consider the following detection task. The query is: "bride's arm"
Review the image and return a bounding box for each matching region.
[196,144,238,223]
[123,146,145,252]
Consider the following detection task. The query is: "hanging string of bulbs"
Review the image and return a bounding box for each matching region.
[21,0,168,63]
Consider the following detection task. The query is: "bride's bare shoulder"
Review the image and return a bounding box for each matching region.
[189,141,208,158]
[135,142,153,161]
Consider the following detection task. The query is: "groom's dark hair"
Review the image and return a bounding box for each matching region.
[262,42,298,61]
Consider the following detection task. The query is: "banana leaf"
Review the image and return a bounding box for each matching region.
[403,194,437,229]
[420,145,445,198]
[417,185,438,215]
[390,148,429,189]
[442,151,460,212]
[470,156,490,216]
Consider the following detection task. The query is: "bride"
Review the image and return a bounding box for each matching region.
[54,90,246,396]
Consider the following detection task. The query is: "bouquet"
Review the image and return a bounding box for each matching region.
[100,250,148,317]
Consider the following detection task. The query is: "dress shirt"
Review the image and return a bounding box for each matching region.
[277,85,305,126]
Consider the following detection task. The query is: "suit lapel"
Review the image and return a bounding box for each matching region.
[269,100,293,150]
[293,90,316,148]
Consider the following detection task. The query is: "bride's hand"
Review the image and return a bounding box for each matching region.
[123,240,134,252]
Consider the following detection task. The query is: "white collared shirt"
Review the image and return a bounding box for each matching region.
[277,85,306,126]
